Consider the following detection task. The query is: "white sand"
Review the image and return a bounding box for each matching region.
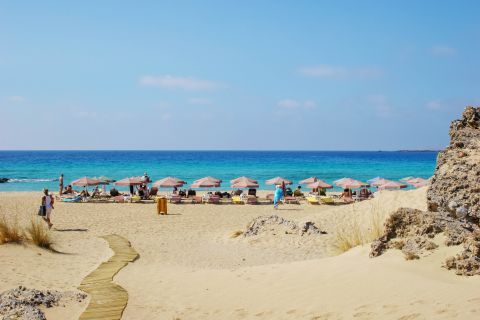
[1,188,479,319]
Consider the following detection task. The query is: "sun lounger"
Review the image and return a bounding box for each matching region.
[131,195,141,203]
[192,196,203,204]
[265,194,274,203]
[208,195,220,204]
[320,196,335,204]
[113,195,125,203]
[170,195,182,204]
[284,196,300,204]
[61,195,82,203]
[232,196,243,204]
[246,196,258,205]
[306,196,320,205]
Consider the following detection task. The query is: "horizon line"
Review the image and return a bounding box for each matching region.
[0,149,442,152]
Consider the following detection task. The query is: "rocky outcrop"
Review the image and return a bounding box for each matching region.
[0,178,9,183]
[427,106,480,221]
[370,107,480,275]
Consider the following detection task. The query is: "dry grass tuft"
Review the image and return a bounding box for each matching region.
[331,203,387,254]
[230,230,243,238]
[26,218,54,250]
[0,214,24,244]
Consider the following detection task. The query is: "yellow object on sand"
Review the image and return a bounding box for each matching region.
[306,196,320,204]
[320,196,334,204]
[232,196,243,204]
[131,195,141,203]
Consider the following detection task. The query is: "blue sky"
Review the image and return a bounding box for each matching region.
[1,1,479,150]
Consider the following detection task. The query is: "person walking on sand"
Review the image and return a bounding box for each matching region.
[41,189,54,229]
[59,173,64,195]
[273,185,283,209]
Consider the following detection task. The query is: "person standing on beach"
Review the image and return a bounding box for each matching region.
[273,185,283,209]
[41,189,54,229]
[59,173,64,195]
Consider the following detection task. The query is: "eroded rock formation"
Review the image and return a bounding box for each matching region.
[370,106,480,275]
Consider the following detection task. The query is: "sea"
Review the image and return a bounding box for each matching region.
[0,151,438,192]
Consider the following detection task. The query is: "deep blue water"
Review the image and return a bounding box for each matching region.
[0,151,438,192]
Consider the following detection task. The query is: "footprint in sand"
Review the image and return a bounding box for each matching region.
[397,313,422,320]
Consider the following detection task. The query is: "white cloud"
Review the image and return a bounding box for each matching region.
[140,75,223,91]
[277,99,301,109]
[188,97,212,105]
[277,99,317,109]
[426,100,442,110]
[431,45,456,56]
[8,96,26,102]
[298,65,383,78]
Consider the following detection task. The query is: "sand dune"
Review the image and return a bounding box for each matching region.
[1,188,479,319]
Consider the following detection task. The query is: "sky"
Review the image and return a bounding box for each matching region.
[1,0,480,150]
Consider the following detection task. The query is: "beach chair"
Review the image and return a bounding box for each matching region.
[246,196,258,205]
[306,196,320,205]
[265,194,274,204]
[170,195,182,204]
[208,195,220,204]
[192,196,203,204]
[320,196,335,204]
[113,195,125,203]
[284,196,300,204]
[131,195,142,203]
[231,196,243,204]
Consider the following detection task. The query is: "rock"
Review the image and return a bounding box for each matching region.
[370,106,480,275]
[243,215,325,237]
[0,178,8,183]
[0,287,86,320]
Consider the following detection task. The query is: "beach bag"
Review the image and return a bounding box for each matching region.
[38,205,46,216]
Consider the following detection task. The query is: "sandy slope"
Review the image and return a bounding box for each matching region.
[0,188,479,319]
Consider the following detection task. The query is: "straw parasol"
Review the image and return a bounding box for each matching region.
[335,178,369,189]
[231,177,259,189]
[114,176,145,186]
[370,178,393,187]
[307,180,333,189]
[72,177,100,187]
[191,176,221,188]
[93,176,115,185]
[153,177,186,188]
[406,177,429,188]
[299,177,318,184]
[378,181,407,190]
[400,176,415,182]
[230,176,258,184]
[265,177,292,185]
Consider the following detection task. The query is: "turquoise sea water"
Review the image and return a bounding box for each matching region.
[0,151,438,192]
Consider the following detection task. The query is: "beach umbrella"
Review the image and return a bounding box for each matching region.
[93,176,115,185]
[335,178,369,189]
[400,176,415,182]
[71,177,100,187]
[231,178,259,189]
[191,176,221,188]
[370,178,393,187]
[406,177,429,188]
[265,177,292,185]
[114,176,145,186]
[367,176,385,184]
[307,180,333,189]
[153,177,186,188]
[378,181,407,190]
[299,177,318,184]
[230,176,258,184]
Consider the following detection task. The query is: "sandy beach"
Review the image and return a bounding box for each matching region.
[1,188,479,319]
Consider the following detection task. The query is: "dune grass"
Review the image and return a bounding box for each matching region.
[0,214,24,244]
[331,202,387,254]
[26,218,54,250]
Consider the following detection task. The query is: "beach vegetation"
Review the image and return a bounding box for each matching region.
[26,218,54,250]
[0,214,24,244]
[331,203,387,254]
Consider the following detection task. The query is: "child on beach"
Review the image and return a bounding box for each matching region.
[41,189,54,229]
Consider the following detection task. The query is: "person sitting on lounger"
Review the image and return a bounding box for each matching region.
[110,188,120,196]
[293,186,303,197]
[63,185,74,194]
[341,188,353,202]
